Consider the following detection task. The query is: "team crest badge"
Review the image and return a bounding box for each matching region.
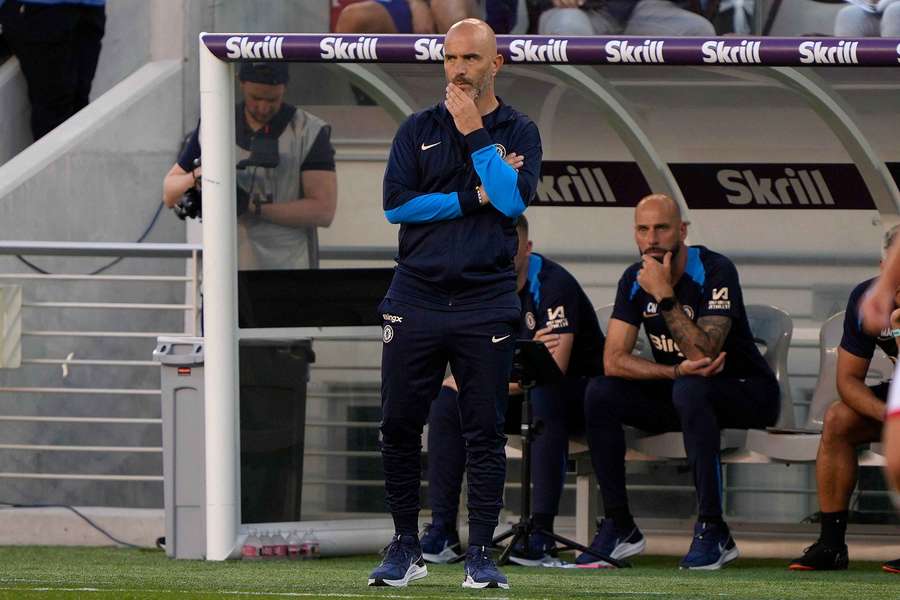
[525,311,536,330]
[383,325,394,344]
[683,305,695,320]
[493,143,506,159]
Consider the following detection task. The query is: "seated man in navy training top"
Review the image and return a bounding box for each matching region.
[368,18,542,590]
[789,226,900,573]
[580,193,779,570]
[420,214,605,566]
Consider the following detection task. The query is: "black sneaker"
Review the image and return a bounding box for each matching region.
[882,557,900,573]
[788,541,848,571]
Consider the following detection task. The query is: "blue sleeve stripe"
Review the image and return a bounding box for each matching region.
[384,192,462,224]
[527,254,543,307]
[471,145,526,218]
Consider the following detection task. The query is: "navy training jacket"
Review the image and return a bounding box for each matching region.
[382,99,542,310]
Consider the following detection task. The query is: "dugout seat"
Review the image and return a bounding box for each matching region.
[746,310,894,463]
[627,304,793,460]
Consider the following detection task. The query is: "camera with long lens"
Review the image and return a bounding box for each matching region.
[174,136,280,221]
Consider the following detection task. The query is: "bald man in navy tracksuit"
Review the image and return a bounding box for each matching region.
[368,19,541,590]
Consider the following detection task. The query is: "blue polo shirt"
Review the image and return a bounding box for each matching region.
[611,245,773,379]
[520,253,604,378]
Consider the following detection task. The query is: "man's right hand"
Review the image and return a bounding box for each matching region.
[676,352,726,378]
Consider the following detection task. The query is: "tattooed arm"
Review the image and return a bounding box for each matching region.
[661,305,732,361]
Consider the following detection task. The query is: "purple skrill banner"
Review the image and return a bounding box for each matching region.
[202,33,900,66]
[534,161,651,207]
[671,163,875,210]
[530,162,876,209]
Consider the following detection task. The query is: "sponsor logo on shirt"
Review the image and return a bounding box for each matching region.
[320,36,379,60]
[382,313,403,324]
[649,333,684,357]
[643,301,659,318]
[546,306,568,329]
[708,287,730,310]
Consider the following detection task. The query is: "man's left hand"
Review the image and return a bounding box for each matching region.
[533,325,560,356]
[445,83,483,135]
[637,251,675,302]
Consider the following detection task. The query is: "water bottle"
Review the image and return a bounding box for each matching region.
[301,529,320,560]
[241,529,262,561]
[260,530,276,559]
[287,530,302,561]
[273,530,288,559]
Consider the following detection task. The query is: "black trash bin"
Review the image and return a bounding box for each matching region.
[239,339,314,524]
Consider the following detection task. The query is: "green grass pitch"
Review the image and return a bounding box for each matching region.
[0,547,897,599]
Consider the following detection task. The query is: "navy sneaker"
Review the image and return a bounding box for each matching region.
[420,522,462,564]
[509,531,557,567]
[462,545,510,589]
[679,521,739,570]
[575,518,646,567]
[367,534,428,587]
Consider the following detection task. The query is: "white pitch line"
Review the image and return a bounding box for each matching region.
[0,587,514,599]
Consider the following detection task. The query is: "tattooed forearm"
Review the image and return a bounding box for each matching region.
[697,315,732,356]
[661,305,731,360]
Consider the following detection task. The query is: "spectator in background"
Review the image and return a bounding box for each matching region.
[0,0,106,140]
[835,0,900,37]
[536,0,715,36]
[335,0,520,34]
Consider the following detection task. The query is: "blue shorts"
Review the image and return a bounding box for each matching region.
[375,0,412,33]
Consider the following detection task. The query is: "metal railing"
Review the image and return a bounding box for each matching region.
[0,241,200,489]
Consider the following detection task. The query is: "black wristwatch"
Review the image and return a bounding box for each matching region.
[658,296,677,312]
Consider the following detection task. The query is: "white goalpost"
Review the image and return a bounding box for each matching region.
[196,31,900,561]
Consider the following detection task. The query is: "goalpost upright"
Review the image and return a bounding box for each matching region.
[197,31,900,561]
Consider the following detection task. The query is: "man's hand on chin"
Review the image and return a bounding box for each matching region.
[445,83,483,135]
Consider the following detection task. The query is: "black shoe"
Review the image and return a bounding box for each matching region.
[882,557,900,573]
[788,541,848,571]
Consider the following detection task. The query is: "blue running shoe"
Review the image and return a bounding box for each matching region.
[367,534,428,587]
[575,518,646,567]
[509,531,557,567]
[462,545,510,589]
[420,522,462,564]
[679,521,739,570]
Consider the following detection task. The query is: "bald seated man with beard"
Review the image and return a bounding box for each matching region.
[368,18,542,590]
[579,194,779,571]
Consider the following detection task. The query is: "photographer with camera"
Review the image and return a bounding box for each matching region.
[162,62,337,270]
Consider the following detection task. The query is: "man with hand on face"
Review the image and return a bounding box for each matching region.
[579,194,779,570]
[421,215,605,567]
[369,18,541,590]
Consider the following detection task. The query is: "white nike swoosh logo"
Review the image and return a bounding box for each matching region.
[492,335,511,343]
[421,141,441,151]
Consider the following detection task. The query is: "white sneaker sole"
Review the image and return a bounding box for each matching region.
[423,547,461,564]
[367,562,428,587]
[462,574,510,589]
[680,545,740,571]
[577,537,646,568]
[508,553,552,567]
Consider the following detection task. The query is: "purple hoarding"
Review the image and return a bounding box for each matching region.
[531,162,876,209]
[203,33,900,67]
